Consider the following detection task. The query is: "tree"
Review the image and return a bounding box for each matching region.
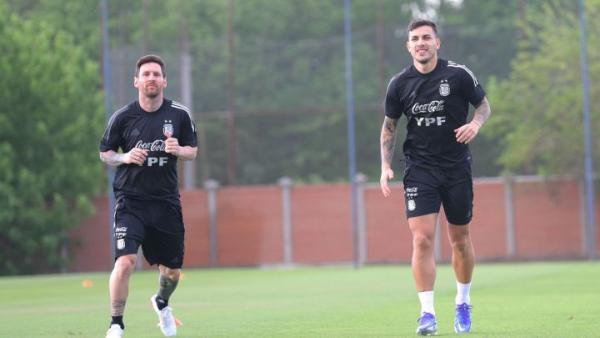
[485,0,599,175]
[0,4,104,274]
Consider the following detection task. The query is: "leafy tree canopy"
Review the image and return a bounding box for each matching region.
[486,0,599,175]
[0,3,104,274]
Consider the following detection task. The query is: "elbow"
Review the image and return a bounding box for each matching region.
[187,148,198,160]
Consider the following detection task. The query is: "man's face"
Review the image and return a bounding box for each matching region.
[134,62,167,98]
[406,25,440,64]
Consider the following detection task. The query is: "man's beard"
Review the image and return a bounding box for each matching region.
[416,57,431,65]
[415,52,432,64]
[144,87,160,98]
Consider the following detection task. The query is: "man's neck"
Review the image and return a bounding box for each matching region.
[138,95,164,112]
[413,56,438,74]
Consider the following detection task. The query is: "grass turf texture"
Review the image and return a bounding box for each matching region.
[1,262,598,337]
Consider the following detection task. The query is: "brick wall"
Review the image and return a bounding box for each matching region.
[68,177,599,272]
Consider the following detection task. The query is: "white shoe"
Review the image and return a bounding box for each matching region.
[151,295,177,337]
[105,324,124,338]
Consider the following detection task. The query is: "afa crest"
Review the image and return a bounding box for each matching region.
[439,80,450,97]
[407,199,416,211]
[163,120,173,138]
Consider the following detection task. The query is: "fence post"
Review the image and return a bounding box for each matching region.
[279,177,293,266]
[355,173,368,265]
[504,175,516,258]
[204,179,220,267]
[579,178,587,256]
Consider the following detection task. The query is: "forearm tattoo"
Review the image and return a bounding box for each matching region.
[471,97,491,127]
[380,117,398,167]
[99,151,125,166]
[157,274,179,301]
[111,299,127,316]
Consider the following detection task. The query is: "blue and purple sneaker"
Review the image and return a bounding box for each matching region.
[416,312,438,336]
[454,303,472,334]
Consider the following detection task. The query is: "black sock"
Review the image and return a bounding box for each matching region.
[155,295,169,310]
[110,316,124,330]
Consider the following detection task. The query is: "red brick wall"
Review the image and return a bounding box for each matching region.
[217,186,283,265]
[69,196,113,272]
[363,184,412,263]
[512,179,584,259]
[69,178,598,272]
[291,184,353,264]
[181,190,211,267]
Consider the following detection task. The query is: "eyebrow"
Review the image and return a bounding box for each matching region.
[410,34,433,39]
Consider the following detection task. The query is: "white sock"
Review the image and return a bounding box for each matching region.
[455,281,471,305]
[418,291,435,315]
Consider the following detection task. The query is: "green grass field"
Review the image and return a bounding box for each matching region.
[1,262,599,337]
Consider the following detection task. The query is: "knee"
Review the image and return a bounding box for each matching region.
[161,267,181,281]
[113,255,136,277]
[413,233,434,252]
[449,233,471,253]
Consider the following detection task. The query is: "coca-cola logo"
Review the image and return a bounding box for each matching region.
[135,139,166,151]
[411,100,445,114]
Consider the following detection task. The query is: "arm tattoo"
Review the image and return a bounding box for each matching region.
[99,151,125,166]
[111,299,127,316]
[380,116,398,168]
[471,97,492,127]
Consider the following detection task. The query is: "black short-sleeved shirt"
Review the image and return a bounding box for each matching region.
[385,59,485,168]
[100,99,197,201]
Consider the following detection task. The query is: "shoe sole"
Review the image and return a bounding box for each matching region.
[454,320,471,333]
[454,327,471,334]
[417,326,438,336]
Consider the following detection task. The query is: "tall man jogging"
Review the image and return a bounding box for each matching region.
[380,20,491,336]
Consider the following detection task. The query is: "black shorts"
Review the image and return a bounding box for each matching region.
[113,197,185,268]
[402,163,473,225]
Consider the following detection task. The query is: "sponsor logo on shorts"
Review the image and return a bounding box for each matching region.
[117,239,125,250]
[114,225,127,239]
[405,186,419,198]
[406,186,418,211]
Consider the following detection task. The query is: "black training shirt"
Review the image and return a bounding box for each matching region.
[100,99,197,201]
[385,59,485,168]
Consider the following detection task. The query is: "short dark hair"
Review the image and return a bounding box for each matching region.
[135,54,166,77]
[407,19,438,36]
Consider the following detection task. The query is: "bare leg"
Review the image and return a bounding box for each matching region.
[109,254,137,318]
[448,222,474,333]
[408,214,438,291]
[447,223,474,284]
[156,265,181,308]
